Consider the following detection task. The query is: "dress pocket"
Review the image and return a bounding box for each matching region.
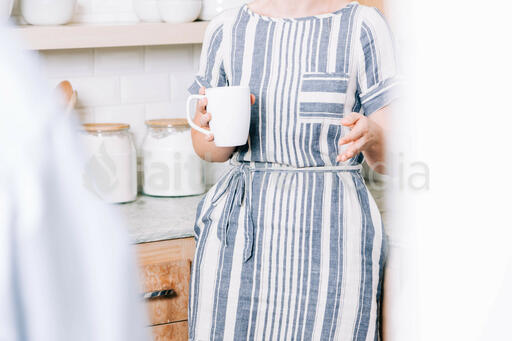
[297,72,349,123]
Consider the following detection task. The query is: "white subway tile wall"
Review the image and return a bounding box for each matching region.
[30,0,231,185]
[145,46,195,73]
[75,108,95,124]
[40,49,94,77]
[71,76,122,107]
[40,45,199,134]
[95,47,144,75]
[121,73,170,104]
[145,101,187,120]
[169,72,195,102]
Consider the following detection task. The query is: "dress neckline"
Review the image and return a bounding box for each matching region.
[243,1,358,22]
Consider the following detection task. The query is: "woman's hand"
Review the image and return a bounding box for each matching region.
[337,109,388,172]
[195,87,214,142]
[191,87,256,162]
[195,87,256,142]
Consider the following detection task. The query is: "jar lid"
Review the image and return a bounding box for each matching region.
[82,123,130,132]
[145,118,189,128]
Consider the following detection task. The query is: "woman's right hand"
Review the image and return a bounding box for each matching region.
[194,86,256,142]
[190,87,255,162]
[195,87,214,142]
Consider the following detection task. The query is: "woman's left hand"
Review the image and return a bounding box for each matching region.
[336,112,384,163]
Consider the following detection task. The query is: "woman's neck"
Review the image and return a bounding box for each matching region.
[248,0,351,19]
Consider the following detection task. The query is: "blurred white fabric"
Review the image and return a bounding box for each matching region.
[0,25,149,341]
[386,0,512,340]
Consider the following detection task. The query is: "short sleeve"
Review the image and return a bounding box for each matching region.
[188,19,228,94]
[356,7,401,115]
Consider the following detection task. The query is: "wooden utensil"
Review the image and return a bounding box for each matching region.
[55,80,77,114]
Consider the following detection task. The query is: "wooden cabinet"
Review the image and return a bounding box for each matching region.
[152,321,189,341]
[141,260,190,325]
[136,238,196,341]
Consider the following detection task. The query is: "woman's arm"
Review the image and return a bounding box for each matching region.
[337,105,390,174]
[191,87,255,162]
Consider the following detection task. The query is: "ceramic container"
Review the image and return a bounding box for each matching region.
[79,123,138,204]
[199,0,248,21]
[142,119,205,197]
[133,0,161,22]
[21,0,77,25]
[158,0,201,23]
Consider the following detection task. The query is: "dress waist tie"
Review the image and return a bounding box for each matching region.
[209,161,363,263]
[210,164,254,263]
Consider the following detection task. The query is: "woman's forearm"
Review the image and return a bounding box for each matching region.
[362,106,389,173]
[363,138,386,173]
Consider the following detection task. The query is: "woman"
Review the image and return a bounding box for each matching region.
[188,0,399,340]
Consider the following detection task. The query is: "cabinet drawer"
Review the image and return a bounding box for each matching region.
[137,238,195,326]
[151,321,188,341]
[141,259,190,325]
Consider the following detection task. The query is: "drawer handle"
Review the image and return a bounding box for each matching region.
[143,289,176,300]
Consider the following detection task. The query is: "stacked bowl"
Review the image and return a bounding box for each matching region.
[133,0,201,23]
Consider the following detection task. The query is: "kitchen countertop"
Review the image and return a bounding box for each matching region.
[117,194,204,244]
[118,180,387,245]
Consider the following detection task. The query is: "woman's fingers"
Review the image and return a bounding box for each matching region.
[199,97,208,112]
[341,112,362,127]
[337,113,370,161]
[196,98,207,115]
[199,111,214,141]
[196,87,208,114]
[199,112,212,127]
[250,94,256,105]
[337,137,366,162]
[338,124,365,146]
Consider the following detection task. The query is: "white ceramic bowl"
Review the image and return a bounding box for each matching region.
[133,0,161,22]
[0,0,14,22]
[200,0,248,21]
[158,0,201,24]
[21,0,77,25]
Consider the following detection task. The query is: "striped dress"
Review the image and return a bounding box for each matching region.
[188,2,399,340]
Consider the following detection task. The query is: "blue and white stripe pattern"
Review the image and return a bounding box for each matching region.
[188,2,398,340]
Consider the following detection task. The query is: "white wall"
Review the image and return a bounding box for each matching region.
[17,0,231,185]
[40,45,201,148]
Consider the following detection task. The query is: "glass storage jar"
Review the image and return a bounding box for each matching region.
[79,123,137,204]
[142,119,205,197]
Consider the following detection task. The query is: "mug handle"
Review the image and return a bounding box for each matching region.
[186,94,211,136]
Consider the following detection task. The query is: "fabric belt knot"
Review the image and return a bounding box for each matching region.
[211,164,254,263]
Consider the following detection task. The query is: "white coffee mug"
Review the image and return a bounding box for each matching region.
[186,86,251,147]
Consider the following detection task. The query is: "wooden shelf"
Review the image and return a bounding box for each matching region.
[12,21,209,50]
